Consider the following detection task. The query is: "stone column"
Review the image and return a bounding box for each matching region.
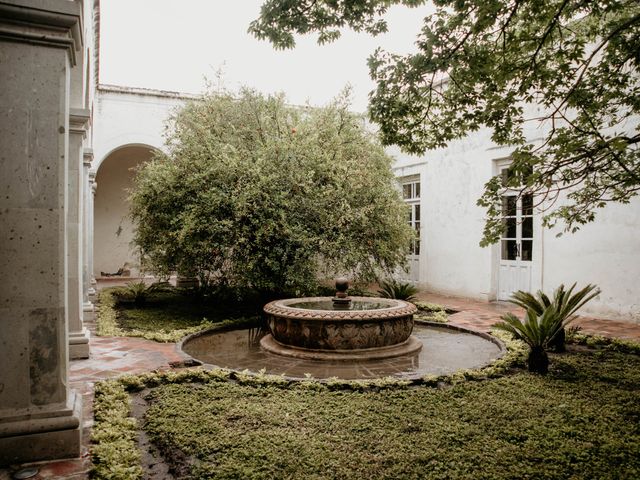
[82,148,94,310]
[0,0,84,465]
[68,109,90,359]
[89,169,97,291]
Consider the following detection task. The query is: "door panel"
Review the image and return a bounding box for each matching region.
[497,186,534,300]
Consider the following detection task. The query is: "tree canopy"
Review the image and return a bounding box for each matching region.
[250,0,640,245]
[130,89,412,296]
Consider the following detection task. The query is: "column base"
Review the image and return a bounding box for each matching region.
[69,328,90,359]
[0,391,83,466]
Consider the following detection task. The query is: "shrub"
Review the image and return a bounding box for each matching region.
[508,283,600,352]
[112,281,173,306]
[413,301,449,323]
[494,283,600,374]
[130,88,412,297]
[377,279,418,301]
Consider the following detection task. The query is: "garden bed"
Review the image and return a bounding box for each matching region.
[96,287,262,342]
[92,341,640,479]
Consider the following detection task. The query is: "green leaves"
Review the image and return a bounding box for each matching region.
[494,283,600,372]
[377,278,419,301]
[251,0,640,244]
[495,283,600,349]
[95,350,640,479]
[249,1,425,49]
[130,88,412,296]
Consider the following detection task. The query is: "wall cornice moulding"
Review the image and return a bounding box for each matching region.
[0,0,82,65]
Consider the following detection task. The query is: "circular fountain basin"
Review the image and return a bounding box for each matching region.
[262,296,419,360]
[180,322,505,380]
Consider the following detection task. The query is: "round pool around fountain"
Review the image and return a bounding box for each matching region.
[181,322,505,380]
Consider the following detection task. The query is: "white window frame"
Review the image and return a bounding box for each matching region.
[401,179,421,256]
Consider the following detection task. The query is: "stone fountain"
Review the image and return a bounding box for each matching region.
[260,278,422,360]
[180,278,506,380]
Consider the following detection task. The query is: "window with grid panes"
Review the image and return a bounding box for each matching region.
[402,181,421,255]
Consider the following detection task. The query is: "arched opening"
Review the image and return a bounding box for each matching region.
[94,144,157,278]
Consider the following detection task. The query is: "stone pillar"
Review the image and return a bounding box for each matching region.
[82,148,94,309]
[89,170,97,291]
[0,0,84,465]
[68,109,90,359]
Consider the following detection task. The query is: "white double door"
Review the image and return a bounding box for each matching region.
[497,192,534,300]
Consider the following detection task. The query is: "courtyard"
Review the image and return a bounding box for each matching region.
[2,0,640,478]
[1,284,638,479]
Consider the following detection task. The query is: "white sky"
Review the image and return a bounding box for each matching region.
[100,0,432,112]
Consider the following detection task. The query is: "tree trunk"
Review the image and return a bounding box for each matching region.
[527,347,549,374]
[549,327,566,352]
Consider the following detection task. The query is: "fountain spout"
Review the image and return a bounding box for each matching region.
[332,277,352,310]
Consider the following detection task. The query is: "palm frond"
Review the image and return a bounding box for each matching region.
[377,279,418,301]
[496,282,599,350]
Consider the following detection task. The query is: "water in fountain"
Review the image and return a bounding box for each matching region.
[181,279,505,379]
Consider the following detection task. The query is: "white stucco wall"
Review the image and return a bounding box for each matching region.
[93,85,197,170]
[91,85,196,276]
[390,107,640,321]
[543,198,640,322]
[93,146,154,277]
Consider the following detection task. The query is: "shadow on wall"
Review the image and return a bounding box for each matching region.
[94,144,157,278]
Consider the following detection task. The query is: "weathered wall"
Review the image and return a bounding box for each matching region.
[93,85,196,169]
[94,145,154,276]
[391,108,640,322]
[92,86,195,276]
[543,198,640,322]
[0,0,85,464]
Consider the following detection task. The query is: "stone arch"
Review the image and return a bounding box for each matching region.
[93,143,160,278]
[94,135,167,172]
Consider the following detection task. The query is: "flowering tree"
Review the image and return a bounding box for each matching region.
[130,89,412,296]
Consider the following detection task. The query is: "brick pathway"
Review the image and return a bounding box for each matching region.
[2,288,639,479]
[415,291,640,341]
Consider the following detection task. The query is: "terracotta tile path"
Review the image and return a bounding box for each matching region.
[2,288,639,479]
[415,291,640,341]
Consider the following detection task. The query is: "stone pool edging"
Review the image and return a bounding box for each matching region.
[178,320,519,384]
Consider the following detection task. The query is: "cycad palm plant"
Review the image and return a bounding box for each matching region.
[116,280,173,305]
[494,283,599,374]
[509,283,599,352]
[377,279,418,301]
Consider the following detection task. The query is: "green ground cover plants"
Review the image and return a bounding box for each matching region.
[91,341,640,480]
[96,288,261,342]
[413,301,450,323]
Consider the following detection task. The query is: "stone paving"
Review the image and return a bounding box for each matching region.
[2,288,639,479]
[415,291,640,341]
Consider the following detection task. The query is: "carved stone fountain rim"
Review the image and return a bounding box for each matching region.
[263,296,417,321]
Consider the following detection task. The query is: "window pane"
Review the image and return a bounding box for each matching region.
[415,204,420,221]
[415,221,420,231]
[501,168,511,187]
[522,216,533,238]
[521,240,533,261]
[522,194,533,215]
[415,182,421,198]
[502,218,516,238]
[502,196,517,216]
[414,239,420,255]
[501,240,517,260]
[403,184,412,199]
